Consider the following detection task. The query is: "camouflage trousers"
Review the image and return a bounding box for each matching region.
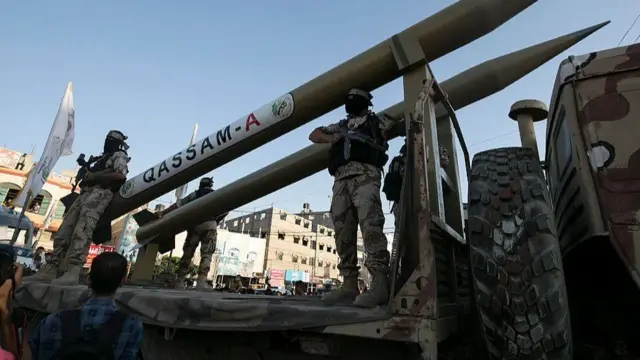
[331,174,390,278]
[51,188,114,267]
[177,229,217,277]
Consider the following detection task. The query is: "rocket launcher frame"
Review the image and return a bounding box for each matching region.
[102,0,539,225]
[134,22,609,245]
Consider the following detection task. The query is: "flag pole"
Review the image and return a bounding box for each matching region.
[10,189,32,245]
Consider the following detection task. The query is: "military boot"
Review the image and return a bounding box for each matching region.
[195,274,211,291]
[353,272,389,308]
[50,265,83,286]
[321,276,359,304]
[171,277,186,290]
[23,263,58,283]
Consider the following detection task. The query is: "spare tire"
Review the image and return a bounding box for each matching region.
[467,147,572,360]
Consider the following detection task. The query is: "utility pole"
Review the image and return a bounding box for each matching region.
[312,228,318,280]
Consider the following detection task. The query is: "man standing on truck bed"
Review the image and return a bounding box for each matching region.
[158,177,228,291]
[26,130,130,286]
[308,88,393,308]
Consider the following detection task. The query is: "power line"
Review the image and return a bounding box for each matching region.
[619,13,640,46]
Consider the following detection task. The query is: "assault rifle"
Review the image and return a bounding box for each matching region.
[338,128,389,161]
[59,153,101,209]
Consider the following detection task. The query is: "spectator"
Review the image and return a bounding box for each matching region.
[0,244,23,360]
[32,247,45,270]
[28,252,143,360]
[264,283,273,296]
[294,281,305,296]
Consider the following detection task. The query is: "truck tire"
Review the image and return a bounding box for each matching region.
[467,147,572,360]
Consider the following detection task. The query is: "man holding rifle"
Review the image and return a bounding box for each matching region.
[158,177,228,291]
[308,88,393,308]
[26,130,130,286]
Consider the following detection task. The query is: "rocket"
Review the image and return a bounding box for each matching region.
[135,22,609,243]
[102,0,539,225]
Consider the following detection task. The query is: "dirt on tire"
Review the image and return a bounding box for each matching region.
[467,147,572,360]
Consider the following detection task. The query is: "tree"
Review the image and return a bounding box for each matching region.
[154,256,197,276]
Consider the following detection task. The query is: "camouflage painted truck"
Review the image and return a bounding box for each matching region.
[7,6,621,360]
[13,43,627,360]
[468,43,640,359]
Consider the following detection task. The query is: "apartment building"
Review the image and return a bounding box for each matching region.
[0,147,75,248]
[223,205,350,282]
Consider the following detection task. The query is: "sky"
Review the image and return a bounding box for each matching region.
[1,0,638,228]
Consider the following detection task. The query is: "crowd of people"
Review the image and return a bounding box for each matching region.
[0,248,143,359]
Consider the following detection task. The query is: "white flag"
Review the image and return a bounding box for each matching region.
[42,199,58,229]
[174,123,198,200]
[14,82,75,207]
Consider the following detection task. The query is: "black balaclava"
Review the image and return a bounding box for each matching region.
[104,138,120,153]
[199,177,213,190]
[104,130,128,153]
[345,88,373,116]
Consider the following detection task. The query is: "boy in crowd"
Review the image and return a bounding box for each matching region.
[28,252,143,359]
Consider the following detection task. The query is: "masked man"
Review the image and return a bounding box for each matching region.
[27,130,130,285]
[308,88,393,308]
[159,177,228,290]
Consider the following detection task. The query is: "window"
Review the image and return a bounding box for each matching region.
[54,202,66,219]
[292,255,299,263]
[303,221,310,229]
[310,240,317,249]
[260,213,266,220]
[246,251,257,261]
[328,230,333,237]
[261,231,267,239]
[29,193,51,215]
[295,218,301,225]
[0,187,20,206]
[320,228,325,234]
[280,213,287,220]
[233,220,238,226]
[276,252,283,260]
[332,264,336,270]
[319,243,324,251]
[278,231,285,240]
[293,236,301,244]
[301,257,307,265]
[318,260,323,267]
[332,249,336,255]
[228,247,240,258]
[302,237,309,246]
[309,257,315,266]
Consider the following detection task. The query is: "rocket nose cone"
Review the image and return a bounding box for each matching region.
[411,0,540,62]
[442,20,609,110]
[571,21,611,41]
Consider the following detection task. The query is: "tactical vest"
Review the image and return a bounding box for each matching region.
[328,113,389,176]
[80,150,128,192]
[191,187,217,233]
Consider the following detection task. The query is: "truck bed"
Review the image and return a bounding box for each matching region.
[14,283,390,331]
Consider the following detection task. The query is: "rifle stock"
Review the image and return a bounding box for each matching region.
[59,192,79,210]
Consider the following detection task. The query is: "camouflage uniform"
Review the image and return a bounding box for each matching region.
[27,151,129,285]
[173,190,218,289]
[321,113,393,308]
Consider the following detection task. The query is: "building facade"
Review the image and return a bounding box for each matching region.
[0,148,76,249]
[223,205,363,282]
